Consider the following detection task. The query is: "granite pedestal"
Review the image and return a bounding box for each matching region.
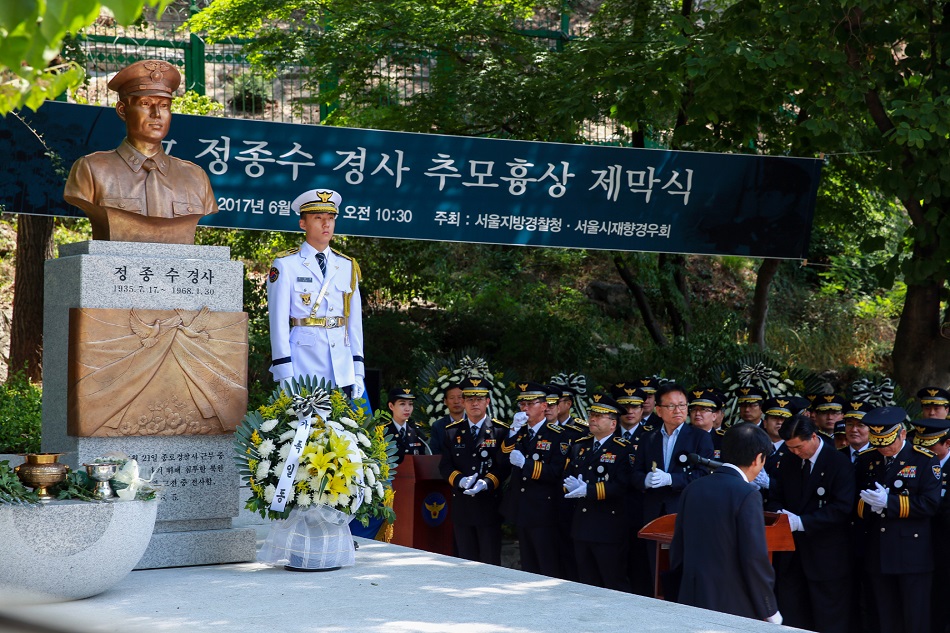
[42,241,257,568]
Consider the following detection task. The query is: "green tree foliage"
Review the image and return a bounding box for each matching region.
[0,0,173,115]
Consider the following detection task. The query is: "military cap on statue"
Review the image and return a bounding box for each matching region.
[917,387,950,406]
[387,386,416,403]
[865,406,907,447]
[515,381,549,402]
[911,418,950,448]
[108,59,181,98]
[637,377,660,394]
[689,389,721,410]
[588,393,624,416]
[812,394,847,413]
[460,377,492,397]
[611,384,646,407]
[291,189,342,215]
[734,386,766,404]
[762,397,794,419]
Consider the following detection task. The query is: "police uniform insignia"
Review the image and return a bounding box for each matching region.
[268,267,279,283]
[482,439,497,448]
[929,389,939,397]
[600,453,616,463]
[713,450,721,459]
[297,277,313,282]
[518,383,528,391]
[934,465,942,480]
[301,293,311,305]
[899,466,917,478]
[560,442,570,455]
[629,454,636,467]
[537,440,551,451]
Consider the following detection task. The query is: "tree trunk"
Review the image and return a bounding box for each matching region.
[750,258,781,349]
[9,215,55,381]
[893,280,950,393]
[614,254,669,347]
[658,253,691,337]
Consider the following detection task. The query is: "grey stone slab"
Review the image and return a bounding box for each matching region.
[134,527,257,569]
[0,538,807,633]
[41,241,253,570]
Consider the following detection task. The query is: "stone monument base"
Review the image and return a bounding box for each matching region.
[42,241,257,568]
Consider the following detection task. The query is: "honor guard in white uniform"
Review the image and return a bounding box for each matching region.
[267,189,365,398]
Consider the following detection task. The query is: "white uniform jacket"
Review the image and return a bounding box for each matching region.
[267,241,364,388]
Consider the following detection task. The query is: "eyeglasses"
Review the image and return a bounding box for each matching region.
[658,404,689,411]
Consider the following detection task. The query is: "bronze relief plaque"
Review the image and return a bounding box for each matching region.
[68,307,248,437]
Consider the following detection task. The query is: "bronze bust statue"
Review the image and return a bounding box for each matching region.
[63,60,219,244]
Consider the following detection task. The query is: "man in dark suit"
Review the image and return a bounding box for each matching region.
[632,383,714,579]
[500,381,569,578]
[438,377,510,565]
[670,423,782,624]
[855,406,941,633]
[562,393,633,591]
[766,414,855,633]
[383,386,426,464]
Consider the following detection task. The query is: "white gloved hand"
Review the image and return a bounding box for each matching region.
[778,509,803,532]
[459,474,478,490]
[751,469,770,490]
[509,449,526,468]
[645,470,673,488]
[510,412,528,434]
[766,611,783,625]
[565,475,587,499]
[463,479,488,496]
[563,475,581,492]
[352,375,365,399]
[860,482,888,512]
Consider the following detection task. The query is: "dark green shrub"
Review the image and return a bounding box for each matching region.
[0,371,42,453]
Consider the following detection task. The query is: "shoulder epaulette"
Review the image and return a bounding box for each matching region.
[579,434,594,442]
[445,419,463,429]
[914,445,936,458]
[573,416,588,427]
[332,248,362,282]
[545,423,563,434]
[493,418,510,429]
[274,246,300,258]
[642,424,654,433]
[857,446,876,456]
[612,436,629,446]
[715,428,727,436]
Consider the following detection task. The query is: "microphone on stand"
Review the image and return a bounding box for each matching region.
[677,452,723,471]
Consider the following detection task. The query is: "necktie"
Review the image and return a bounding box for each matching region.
[623,430,632,441]
[593,440,601,452]
[142,158,161,217]
[316,252,327,277]
[399,427,406,441]
[526,428,535,441]
[800,459,811,493]
[470,424,479,438]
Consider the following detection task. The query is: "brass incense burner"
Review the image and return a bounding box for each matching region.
[15,453,68,500]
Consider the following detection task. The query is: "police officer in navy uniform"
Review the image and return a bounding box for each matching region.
[637,377,660,426]
[267,189,365,399]
[383,386,426,464]
[611,383,654,595]
[760,397,794,478]
[840,402,873,464]
[918,387,950,420]
[734,386,766,425]
[549,384,587,442]
[500,381,568,578]
[562,393,633,591]
[910,417,950,633]
[766,414,855,633]
[687,388,722,455]
[438,377,510,565]
[813,394,847,440]
[855,406,941,633]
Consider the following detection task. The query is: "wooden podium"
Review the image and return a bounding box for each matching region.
[390,455,454,555]
[638,511,795,599]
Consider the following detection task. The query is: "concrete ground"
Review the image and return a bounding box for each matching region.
[0,533,802,633]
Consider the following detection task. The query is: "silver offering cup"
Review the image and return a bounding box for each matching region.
[84,463,119,500]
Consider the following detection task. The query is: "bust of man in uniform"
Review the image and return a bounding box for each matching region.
[63,59,218,244]
[266,189,365,400]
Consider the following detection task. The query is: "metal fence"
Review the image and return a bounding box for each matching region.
[75,1,627,143]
